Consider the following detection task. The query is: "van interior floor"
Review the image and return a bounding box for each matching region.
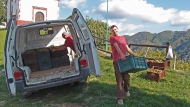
[30,65,75,78]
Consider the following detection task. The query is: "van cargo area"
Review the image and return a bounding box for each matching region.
[21,47,79,85]
[15,24,80,85]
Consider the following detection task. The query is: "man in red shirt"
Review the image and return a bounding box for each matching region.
[61,32,76,52]
[53,32,76,52]
[109,25,134,105]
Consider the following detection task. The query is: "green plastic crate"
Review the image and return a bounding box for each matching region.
[36,50,52,71]
[117,55,148,73]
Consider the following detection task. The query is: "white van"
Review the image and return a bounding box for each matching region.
[4,8,101,97]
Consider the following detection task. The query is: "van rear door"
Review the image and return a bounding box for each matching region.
[71,8,101,76]
[4,16,17,97]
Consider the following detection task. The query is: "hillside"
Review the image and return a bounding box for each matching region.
[124,29,190,60]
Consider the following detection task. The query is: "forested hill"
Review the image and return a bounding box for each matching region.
[124,29,190,60]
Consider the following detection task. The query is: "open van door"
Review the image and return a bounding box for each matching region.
[4,16,17,97]
[71,8,101,76]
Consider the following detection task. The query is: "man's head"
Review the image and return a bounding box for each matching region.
[110,25,119,36]
[62,32,68,39]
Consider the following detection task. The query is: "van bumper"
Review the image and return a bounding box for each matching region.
[16,68,90,92]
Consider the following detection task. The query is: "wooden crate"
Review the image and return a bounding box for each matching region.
[22,49,38,65]
[147,59,168,69]
[25,62,39,72]
[50,46,68,58]
[146,66,165,82]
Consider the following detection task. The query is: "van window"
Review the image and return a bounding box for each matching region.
[39,27,53,36]
[77,17,90,40]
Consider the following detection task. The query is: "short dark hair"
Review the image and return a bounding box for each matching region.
[110,25,118,30]
[62,32,68,36]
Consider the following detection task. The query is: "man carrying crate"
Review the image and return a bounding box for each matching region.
[109,25,134,105]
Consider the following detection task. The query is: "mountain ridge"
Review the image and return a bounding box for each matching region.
[124,29,190,60]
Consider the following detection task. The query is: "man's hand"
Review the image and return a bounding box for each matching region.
[121,54,126,60]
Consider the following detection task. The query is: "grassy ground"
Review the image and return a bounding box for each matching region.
[0,29,190,107]
[0,54,190,107]
[0,29,6,69]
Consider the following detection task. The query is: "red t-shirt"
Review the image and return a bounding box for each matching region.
[109,35,127,61]
[63,35,76,52]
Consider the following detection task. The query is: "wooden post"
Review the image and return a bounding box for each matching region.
[174,54,176,70]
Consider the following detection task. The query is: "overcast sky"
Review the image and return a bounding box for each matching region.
[59,0,190,35]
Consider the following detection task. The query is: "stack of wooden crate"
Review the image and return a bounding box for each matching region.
[49,46,70,68]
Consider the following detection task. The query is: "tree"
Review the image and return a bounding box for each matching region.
[0,0,7,24]
[85,16,112,50]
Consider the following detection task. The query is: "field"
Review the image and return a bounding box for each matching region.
[0,29,6,69]
[0,29,190,107]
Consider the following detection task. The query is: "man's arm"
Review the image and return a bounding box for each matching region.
[113,43,126,60]
[59,45,67,50]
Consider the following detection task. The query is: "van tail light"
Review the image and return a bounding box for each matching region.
[80,59,88,68]
[14,71,23,81]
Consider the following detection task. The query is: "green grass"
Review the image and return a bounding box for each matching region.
[0,29,6,69]
[0,29,190,107]
[0,54,190,107]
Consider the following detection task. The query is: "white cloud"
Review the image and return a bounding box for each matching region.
[119,24,144,35]
[93,0,178,24]
[99,18,144,35]
[171,10,190,26]
[60,0,86,8]
[91,0,190,33]
[59,0,190,33]
[107,19,144,35]
[84,10,89,14]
